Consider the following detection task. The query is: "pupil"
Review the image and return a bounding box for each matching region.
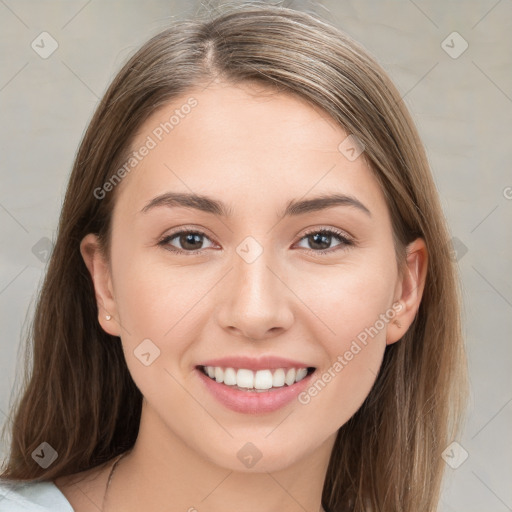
[310,233,330,250]
[182,233,202,250]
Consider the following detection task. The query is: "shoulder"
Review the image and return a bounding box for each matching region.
[0,478,74,511]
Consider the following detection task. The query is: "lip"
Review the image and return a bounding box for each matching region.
[196,355,313,371]
[196,366,316,414]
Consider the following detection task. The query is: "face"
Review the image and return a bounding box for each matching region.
[83,80,424,473]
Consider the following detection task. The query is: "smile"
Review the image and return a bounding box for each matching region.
[199,365,315,391]
[195,363,317,414]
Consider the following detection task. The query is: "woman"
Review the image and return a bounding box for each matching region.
[0,2,467,511]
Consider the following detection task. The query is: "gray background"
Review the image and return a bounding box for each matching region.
[1,1,511,510]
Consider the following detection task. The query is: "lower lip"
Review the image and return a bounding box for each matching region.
[196,367,315,414]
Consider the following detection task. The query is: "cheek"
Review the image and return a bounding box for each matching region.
[295,255,396,412]
[111,248,212,355]
[110,255,205,403]
[299,252,396,342]
[326,277,393,348]
[111,234,177,329]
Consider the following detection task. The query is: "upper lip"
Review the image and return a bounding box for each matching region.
[196,356,315,371]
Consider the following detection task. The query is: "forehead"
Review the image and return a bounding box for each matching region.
[113,81,388,221]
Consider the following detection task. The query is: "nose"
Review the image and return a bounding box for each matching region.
[215,248,294,341]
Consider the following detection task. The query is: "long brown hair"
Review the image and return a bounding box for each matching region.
[1,2,468,510]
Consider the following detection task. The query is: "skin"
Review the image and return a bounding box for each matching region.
[54,79,427,512]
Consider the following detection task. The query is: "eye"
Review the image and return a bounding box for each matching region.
[295,227,354,255]
[158,227,354,256]
[158,230,216,254]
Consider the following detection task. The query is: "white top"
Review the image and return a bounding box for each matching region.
[0,479,74,511]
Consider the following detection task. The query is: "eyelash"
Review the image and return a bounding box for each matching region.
[157,227,354,256]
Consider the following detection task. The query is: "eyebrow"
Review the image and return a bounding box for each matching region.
[140,191,371,218]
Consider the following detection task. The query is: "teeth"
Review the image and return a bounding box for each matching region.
[223,367,237,386]
[237,369,254,388]
[284,368,296,386]
[254,369,273,390]
[272,368,285,387]
[214,366,224,383]
[295,368,308,381]
[202,365,312,390]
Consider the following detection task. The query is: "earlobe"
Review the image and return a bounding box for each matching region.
[386,237,428,345]
[80,233,121,337]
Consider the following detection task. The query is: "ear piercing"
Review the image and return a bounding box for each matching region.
[105,314,112,321]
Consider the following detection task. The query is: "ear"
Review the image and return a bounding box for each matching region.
[386,237,428,345]
[80,233,121,337]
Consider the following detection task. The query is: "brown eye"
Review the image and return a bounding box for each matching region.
[295,228,353,255]
[158,231,215,254]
